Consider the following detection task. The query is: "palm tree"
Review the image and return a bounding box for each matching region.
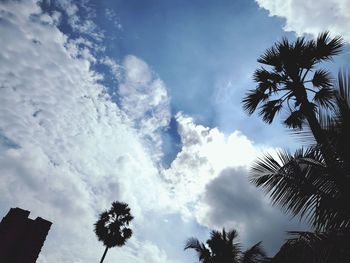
[272,229,350,263]
[249,71,350,231]
[241,242,268,263]
[242,32,344,166]
[184,237,212,263]
[94,201,134,263]
[184,228,267,263]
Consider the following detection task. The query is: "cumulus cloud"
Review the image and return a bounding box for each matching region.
[0,1,307,262]
[162,113,273,218]
[0,1,175,262]
[160,114,306,255]
[195,168,307,255]
[256,0,350,41]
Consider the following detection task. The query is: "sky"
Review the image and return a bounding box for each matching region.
[0,0,349,262]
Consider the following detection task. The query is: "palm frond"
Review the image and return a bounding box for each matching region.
[184,238,203,251]
[313,87,335,109]
[312,69,332,88]
[227,229,238,244]
[184,237,212,262]
[257,45,282,70]
[242,88,269,114]
[241,241,267,263]
[273,230,350,263]
[249,148,339,228]
[283,110,305,129]
[259,99,283,124]
[314,32,344,61]
[295,38,316,69]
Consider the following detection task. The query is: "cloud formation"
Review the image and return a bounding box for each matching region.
[162,113,276,219]
[162,115,307,254]
[256,0,350,41]
[118,55,171,161]
[196,168,307,255]
[0,1,174,262]
[0,1,309,262]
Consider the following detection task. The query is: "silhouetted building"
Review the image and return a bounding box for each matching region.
[0,207,52,263]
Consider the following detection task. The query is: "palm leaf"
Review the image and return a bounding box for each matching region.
[313,87,335,109]
[259,99,283,124]
[283,110,304,129]
[257,45,282,70]
[273,230,350,263]
[314,32,344,61]
[185,238,211,262]
[242,88,269,114]
[250,148,341,229]
[241,241,267,263]
[312,69,332,88]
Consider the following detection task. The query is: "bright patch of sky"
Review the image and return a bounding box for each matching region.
[0,0,349,262]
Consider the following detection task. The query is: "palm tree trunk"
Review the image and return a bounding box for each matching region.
[303,100,337,169]
[100,247,108,263]
[303,102,326,144]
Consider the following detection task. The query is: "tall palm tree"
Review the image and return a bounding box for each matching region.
[94,201,134,263]
[249,71,350,231]
[242,32,344,166]
[248,72,350,263]
[184,228,267,263]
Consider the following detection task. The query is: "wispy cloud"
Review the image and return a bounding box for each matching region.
[118,55,171,162]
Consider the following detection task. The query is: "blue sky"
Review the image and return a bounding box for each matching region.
[0,0,349,262]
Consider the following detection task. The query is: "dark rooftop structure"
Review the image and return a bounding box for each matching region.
[0,207,52,263]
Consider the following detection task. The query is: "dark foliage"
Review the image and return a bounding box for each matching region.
[249,72,350,231]
[272,229,350,263]
[242,32,344,163]
[94,201,133,263]
[184,228,267,263]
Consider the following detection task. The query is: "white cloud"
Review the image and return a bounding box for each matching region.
[158,113,301,255]
[162,113,273,218]
[0,1,303,262]
[256,0,350,41]
[100,56,121,79]
[0,1,174,262]
[118,55,171,161]
[194,168,307,255]
[52,0,104,41]
[105,8,123,29]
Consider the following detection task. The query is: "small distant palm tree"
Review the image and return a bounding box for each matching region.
[184,228,267,263]
[94,201,134,263]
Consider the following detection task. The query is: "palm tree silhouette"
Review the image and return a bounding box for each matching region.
[242,32,344,166]
[94,201,134,263]
[271,228,350,263]
[249,71,350,231]
[184,228,267,263]
[241,241,268,263]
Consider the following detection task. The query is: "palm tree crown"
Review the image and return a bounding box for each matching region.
[249,71,350,231]
[242,32,344,144]
[94,201,134,263]
[185,228,267,263]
